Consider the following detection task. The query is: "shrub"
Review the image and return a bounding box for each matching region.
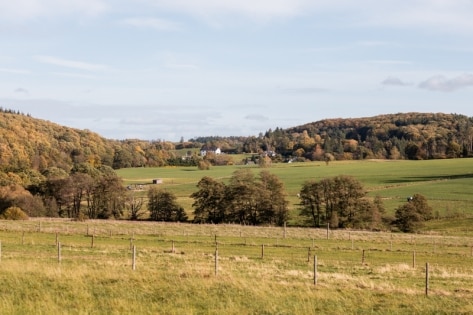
[197,160,211,170]
[0,206,29,220]
[394,194,432,232]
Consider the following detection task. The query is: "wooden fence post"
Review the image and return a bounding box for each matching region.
[22,231,25,245]
[57,242,62,263]
[313,255,318,286]
[326,223,330,240]
[215,248,219,276]
[261,244,265,259]
[362,249,365,264]
[91,235,95,248]
[412,251,416,268]
[425,262,429,296]
[132,245,136,271]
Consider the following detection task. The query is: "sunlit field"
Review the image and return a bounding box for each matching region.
[117,158,473,223]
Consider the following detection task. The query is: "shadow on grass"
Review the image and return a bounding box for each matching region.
[383,173,473,184]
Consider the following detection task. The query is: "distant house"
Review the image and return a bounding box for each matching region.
[200,146,221,156]
[262,150,277,157]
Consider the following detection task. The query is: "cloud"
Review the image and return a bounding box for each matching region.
[146,0,317,22]
[0,68,31,75]
[34,55,108,72]
[245,114,268,121]
[164,64,199,70]
[143,1,473,32]
[0,0,107,21]
[50,72,99,79]
[120,17,181,31]
[418,74,473,92]
[14,88,29,95]
[381,76,410,86]
[281,87,328,94]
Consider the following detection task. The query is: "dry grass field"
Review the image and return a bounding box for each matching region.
[1,219,472,314]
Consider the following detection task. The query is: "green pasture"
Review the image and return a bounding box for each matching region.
[0,220,473,314]
[117,158,473,224]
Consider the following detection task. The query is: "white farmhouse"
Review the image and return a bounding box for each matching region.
[200,146,221,156]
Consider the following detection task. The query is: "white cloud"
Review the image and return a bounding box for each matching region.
[144,0,473,32]
[145,0,319,21]
[121,17,181,31]
[418,74,473,92]
[0,0,108,21]
[0,68,31,75]
[356,0,473,33]
[381,76,410,86]
[34,55,108,72]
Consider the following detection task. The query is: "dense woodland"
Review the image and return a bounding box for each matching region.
[0,108,463,228]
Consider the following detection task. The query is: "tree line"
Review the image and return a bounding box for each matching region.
[2,110,473,189]
[298,176,433,232]
[190,169,289,225]
[0,161,432,232]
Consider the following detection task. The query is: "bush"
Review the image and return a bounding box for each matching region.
[197,160,211,170]
[0,206,29,220]
[394,194,432,232]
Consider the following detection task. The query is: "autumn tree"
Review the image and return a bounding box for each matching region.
[125,191,145,220]
[0,184,46,217]
[86,173,126,219]
[257,170,289,225]
[148,187,187,222]
[299,180,324,227]
[299,175,384,229]
[191,176,227,223]
[226,169,260,224]
[39,163,125,219]
[190,170,289,226]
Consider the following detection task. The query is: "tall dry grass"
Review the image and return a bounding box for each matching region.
[0,220,473,314]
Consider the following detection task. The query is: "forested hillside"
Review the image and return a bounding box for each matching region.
[1,109,473,181]
[0,108,191,186]
[280,112,473,161]
[194,113,473,162]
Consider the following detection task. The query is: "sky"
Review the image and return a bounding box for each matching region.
[1,0,473,141]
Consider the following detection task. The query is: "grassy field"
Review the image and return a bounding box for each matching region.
[1,159,472,314]
[117,158,473,224]
[1,219,472,314]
